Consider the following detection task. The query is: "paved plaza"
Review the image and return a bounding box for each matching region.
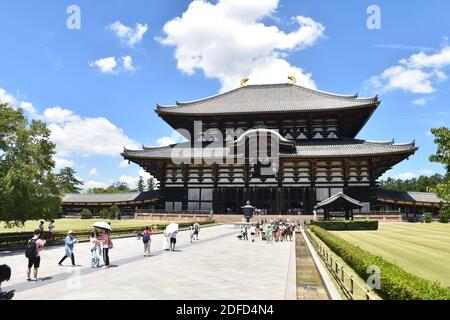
[1,225,295,300]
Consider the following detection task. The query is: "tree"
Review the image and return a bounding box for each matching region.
[0,103,61,226]
[56,167,83,194]
[89,181,134,194]
[429,127,450,174]
[147,177,157,191]
[379,174,445,192]
[136,176,145,192]
[428,127,450,222]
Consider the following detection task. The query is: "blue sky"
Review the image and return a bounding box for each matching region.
[0,0,449,190]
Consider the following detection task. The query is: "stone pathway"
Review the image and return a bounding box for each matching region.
[1,225,294,300]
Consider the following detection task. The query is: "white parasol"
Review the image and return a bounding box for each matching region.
[164,223,179,234]
[93,221,112,231]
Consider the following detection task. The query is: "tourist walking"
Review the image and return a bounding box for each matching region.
[162,230,170,250]
[58,231,77,266]
[26,229,46,281]
[0,264,14,300]
[48,220,55,241]
[90,230,102,268]
[193,222,200,240]
[250,225,256,242]
[265,224,273,244]
[141,226,153,257]
[102,230,113,268]
[242,225,248,240]
[189,225,195,243]
[38,221,45,238]
[170,231,177,251]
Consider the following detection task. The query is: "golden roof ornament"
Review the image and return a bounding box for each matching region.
[288,75,297,84]
[240,78,249,87]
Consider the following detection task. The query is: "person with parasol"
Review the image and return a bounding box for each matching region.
[93,222,113,268]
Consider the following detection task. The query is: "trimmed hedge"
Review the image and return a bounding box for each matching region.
[311,219,378,231]
[0,220,215,247]
[424,213,433,223]
[80,209,93,220]
[310,225,450,300]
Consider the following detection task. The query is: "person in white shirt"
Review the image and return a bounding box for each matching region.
[48,220,55,241]
[0,264,14,300]
[250,225,256,242]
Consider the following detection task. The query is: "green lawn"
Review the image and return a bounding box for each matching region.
[0,219,191,234]
[332,222,450,289]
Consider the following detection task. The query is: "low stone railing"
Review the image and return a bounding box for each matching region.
[135,212,212,222]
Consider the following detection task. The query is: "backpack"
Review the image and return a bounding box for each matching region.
[25,239,37,258]
[194,224,199,231]
[142,232,149,244]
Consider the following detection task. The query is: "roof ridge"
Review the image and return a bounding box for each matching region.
[291,84,377,102]
[155,83,379,113]
[156,86,245,110]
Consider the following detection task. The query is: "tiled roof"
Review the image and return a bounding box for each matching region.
[122,139,416,160]
[62,191,160,204]
[376,189,445,204]
[284,139,417,157]
[156,83,379,115]
[314,192,363,210]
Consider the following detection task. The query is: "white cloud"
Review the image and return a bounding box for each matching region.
[119,160,130,168]
[44,107,139,158]
[83,180,108,190]
[19,101,39,119]
[412,98,427,106]
[368,45,450,94]
[156,129,189,146]
[89,56,138,74]
[394,169,434,180]
[120,169,158,189]
[43,106,78,123]
[89,57,118,73]
[119,175,138,187]
[394,172,416,180]
[89,168,99,176]
[0,88,17,105]
[108,21,148,47]
[156,136,177,147]
[368,66,434,94]
[418,168,434,175]
[122,55,136,72]
[404,46,450,69]
[54,157,75,169]
[158,0,324,92]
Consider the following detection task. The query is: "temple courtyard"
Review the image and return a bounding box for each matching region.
[1,224,295,300]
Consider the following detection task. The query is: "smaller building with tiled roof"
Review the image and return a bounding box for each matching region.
[62,191,160,216]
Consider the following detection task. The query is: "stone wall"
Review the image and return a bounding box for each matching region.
[208,214,403,224]
[135,212,211,222]
[134,213,403,223]
[212,214,312,224]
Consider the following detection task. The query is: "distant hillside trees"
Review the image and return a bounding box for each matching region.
[379,174,447,192]
[88,181,134,194]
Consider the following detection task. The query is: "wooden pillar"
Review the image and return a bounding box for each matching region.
[302,188,306,213]
[235,188,239,214]
[288,187,291,212]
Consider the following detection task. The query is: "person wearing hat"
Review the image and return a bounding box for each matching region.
[58,230,77,266]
